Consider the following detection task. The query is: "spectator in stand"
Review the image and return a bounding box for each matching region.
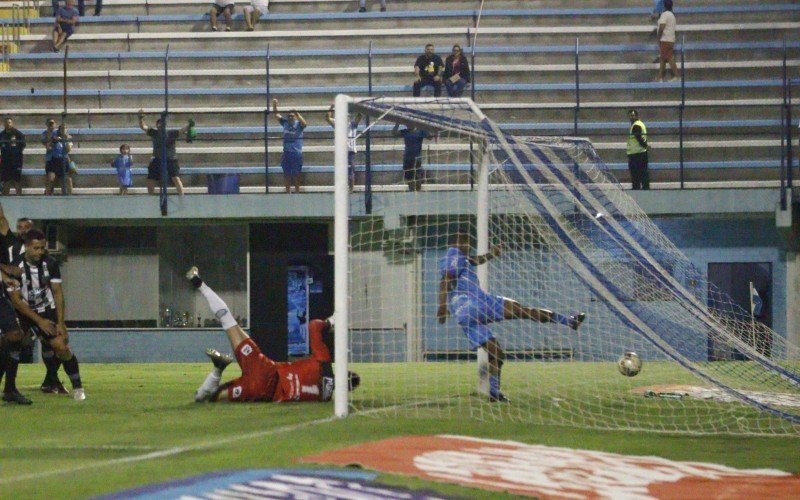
[112,144,133,195]
[656,0,679,82]
[210,0,235,31]
[358,0,386,12]
[138,110,187,196]
[0,117,26,196]
[326,105,362,191]
[443,44,471,97]
[243,0,268,31]
[52,0,79,53]
[273,99,307,194]
[413,44,444,97]
[44,124,76,196]
[393,122,430,192]
[626,109,650,190]
[53,0,101,17]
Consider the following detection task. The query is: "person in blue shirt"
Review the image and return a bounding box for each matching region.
[43,123,76,195]
[273,98,307,194]
[393,122,430,192]
[437,232,585,402]
[112,144,133,195]
[52,0,79,53]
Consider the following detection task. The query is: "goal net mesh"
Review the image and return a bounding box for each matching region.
[340,97,800,435]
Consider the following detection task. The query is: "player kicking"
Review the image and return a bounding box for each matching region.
[188,266,359,403]
[437,233,585,403]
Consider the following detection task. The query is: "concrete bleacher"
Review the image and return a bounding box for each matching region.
[0,0,798,192]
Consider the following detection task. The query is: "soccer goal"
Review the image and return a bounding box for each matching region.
[332,95,800,435]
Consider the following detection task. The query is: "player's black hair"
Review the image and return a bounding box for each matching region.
[17,217,32,225]
[24,228,46,244]
[348,371,361,391]
[119,144,129,152]
[664,0,673,11]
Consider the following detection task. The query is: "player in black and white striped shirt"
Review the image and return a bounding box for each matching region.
[9,229,85,401]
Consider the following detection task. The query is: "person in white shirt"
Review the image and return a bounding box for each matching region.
[359,0,386,13]
[656,0,679,82]
[243,0,268,31]
[210,0,235,31]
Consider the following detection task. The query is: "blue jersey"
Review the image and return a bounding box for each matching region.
[439,247,487,303]
[400,128,428,162]
[439,246,506,350]
[280,117,305,154]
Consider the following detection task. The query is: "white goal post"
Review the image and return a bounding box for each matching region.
[332,94,800,435]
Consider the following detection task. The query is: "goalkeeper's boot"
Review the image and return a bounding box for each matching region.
[568,312,586,331]
[186,266,203,289]
[3,390,32,405]
[489,390,509,403]
[205,348,233,373]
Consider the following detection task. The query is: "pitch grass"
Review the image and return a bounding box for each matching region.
[1,363,798,499]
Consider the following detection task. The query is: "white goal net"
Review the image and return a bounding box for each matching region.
[332,95,800,436]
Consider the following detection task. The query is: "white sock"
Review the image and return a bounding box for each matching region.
[195,369,221,402]
[198,283,238,330]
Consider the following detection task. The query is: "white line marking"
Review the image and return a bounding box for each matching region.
[0,415,339,485]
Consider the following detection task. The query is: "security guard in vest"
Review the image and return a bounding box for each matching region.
[626,109,650,190]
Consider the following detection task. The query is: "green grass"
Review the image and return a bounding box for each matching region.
[1,363,799,499]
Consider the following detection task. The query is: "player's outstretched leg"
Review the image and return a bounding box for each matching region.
[195,348,234,402]
[503,300,585,331]
[187,266,250,352]
[50,336,85,401]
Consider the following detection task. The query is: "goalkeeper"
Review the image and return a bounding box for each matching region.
[437,233,585,402]
[189,266,359,403]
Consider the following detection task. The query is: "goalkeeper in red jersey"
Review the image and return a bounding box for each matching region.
[188,266,359,403]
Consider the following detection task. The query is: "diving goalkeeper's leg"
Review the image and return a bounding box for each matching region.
[503,299,585,331]
[187,265,249,402]
[186,266,249,351]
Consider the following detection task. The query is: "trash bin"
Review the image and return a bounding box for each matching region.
[207,174,240,194]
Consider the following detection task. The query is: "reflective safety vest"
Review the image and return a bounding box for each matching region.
[627,120,648,155]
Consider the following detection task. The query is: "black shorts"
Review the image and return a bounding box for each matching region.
[20,309,58,340]
[0,159,22,183]
[147,158,180,181]
[211,3,234,14]
[0,296,20,337]
[46,157,70,178]
[403,157,423,182]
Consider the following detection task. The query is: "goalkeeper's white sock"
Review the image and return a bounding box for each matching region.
[198,283,238,330]
[195,369,221,402]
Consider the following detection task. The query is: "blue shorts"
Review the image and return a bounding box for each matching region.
[281,151,303,176]
[450,293,506,350]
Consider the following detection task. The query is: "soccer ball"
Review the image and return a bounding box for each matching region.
[617,352,642,377]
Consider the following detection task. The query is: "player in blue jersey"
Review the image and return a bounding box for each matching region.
[437,232,585,402]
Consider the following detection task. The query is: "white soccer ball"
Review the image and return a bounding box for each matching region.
[617,351,642,377]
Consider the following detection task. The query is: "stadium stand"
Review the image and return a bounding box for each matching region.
[0,0,798,192]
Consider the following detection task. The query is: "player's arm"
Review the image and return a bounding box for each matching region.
[9,289,56,336]
[392,122,402,137]
[296,111,307,129]
[467,244,502,266]
[52,281,67,336]
[437,272,455,324]
[0,264,20,278]
[0,201,11,237]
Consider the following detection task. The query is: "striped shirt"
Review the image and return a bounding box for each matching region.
[1,231,25,267]
[15,255,62,313]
